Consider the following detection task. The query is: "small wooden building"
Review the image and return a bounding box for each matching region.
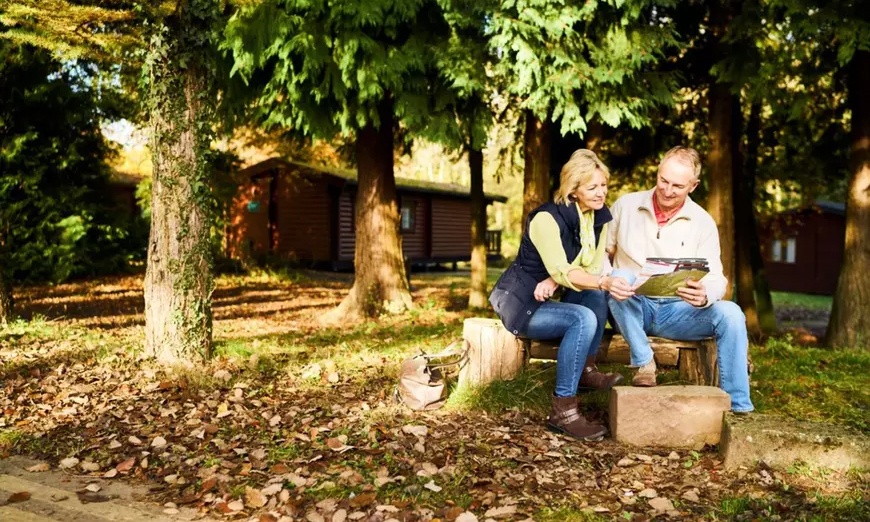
[225,158,507,269]
[758,200,845,295]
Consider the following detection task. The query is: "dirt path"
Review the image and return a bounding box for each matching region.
[0,456,208,522]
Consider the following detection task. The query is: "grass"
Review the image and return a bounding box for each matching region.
[750,336,870,433]
[771,291,832,311]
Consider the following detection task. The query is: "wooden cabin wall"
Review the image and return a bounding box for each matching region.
[275,169,332,261]
[431,198,472,259]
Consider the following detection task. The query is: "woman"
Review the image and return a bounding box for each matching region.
[489,149,622,441]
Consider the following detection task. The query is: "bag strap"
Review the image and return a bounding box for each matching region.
[416,339,469,370]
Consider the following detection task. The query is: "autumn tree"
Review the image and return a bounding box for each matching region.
[1,0,229,364]
[224,0,457,320]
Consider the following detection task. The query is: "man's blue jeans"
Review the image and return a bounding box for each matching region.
[526,289,607,398]
[607,269,754,413]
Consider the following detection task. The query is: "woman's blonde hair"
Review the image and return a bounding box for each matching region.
[553,149,610,205]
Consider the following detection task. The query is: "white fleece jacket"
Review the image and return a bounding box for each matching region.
[606,189,727,304]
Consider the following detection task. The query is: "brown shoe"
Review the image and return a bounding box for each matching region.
[631,360,657,387]
[547,396,607,441]
[578,357,624,391]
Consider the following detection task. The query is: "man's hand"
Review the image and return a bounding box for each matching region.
[603,276,634,302]
[534,277,559,302]
[676,278,708,307]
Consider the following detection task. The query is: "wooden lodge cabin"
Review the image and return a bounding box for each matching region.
[225,158,508,270]
[758,200,845,295]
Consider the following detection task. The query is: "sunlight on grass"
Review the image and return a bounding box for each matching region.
[771,291,832,311]
[750,337,870,433]
[447,363,553,415]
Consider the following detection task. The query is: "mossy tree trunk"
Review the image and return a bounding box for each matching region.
[468,148,488,309]
[522,111,551,229]
[143,6,217,365]
[827,49,870,348]
[328,98,412,321]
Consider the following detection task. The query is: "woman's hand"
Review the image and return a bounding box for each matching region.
[534,277,560,302]
[603,276,634,301]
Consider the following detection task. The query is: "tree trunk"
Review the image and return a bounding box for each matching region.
[468,148,488,309]
[706,0,737,300]
[143,10,216,365]
[327,98,412,321]
[707,83,737,301]
[522,111,551,229]
[826,49,870,348]
[0,250,12,325]
[733,97,761,337]
[744,102,777,333]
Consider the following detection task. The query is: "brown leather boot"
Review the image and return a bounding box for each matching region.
[547,396,607,441]
[578,357,624,391]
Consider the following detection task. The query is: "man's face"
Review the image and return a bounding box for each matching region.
[655,157,699,213]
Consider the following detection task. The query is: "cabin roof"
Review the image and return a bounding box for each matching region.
[239,157,509,203]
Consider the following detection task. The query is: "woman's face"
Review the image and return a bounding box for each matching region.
[572,170,608,212]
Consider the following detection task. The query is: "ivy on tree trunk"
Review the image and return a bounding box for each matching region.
[143,3,218,364]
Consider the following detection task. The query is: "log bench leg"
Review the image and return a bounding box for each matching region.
[459,318,526,387]
[677,339,719,386]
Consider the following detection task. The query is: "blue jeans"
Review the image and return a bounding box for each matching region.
[526,290,608,398]
[607,269,754,413]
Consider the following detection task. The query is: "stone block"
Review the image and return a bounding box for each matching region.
[609,386,731,448]
[720,413,870,471]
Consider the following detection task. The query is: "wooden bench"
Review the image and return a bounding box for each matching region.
[459,318,719,388]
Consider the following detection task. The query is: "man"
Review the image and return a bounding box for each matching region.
[598,146,753,413]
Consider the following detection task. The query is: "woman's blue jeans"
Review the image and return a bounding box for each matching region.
[607,269,754,412]
[525,289,608,398]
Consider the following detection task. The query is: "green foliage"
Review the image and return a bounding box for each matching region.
[223,0,453,139]
[488,0,680,134]
[0,42,146,283]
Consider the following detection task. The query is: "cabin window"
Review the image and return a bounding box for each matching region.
[400,202,416,233]
[771,237,797,263]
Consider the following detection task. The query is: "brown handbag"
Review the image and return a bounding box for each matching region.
[395,341,468,411]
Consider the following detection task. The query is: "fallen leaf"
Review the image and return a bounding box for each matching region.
[648,497,675,512]
[402,425,428,437]
[423,480,442,492]
[8,491,31,503]
[484,505,517,518]
[59,457,80,469]
[85,484,101,492]
[245,486,267,508]
[455,513,479,522]
[349,492,376,508]
[116,457,136,473]
[25,463,50,473]
[151,436,167,448]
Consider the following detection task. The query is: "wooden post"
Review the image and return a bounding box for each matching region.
[678,339,719,386]
[460,318,526,387]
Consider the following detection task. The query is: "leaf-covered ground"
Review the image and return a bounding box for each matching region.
[1,270,867,521]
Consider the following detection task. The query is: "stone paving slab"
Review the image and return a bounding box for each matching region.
[609,385,731,448]
[720,412,870,471]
